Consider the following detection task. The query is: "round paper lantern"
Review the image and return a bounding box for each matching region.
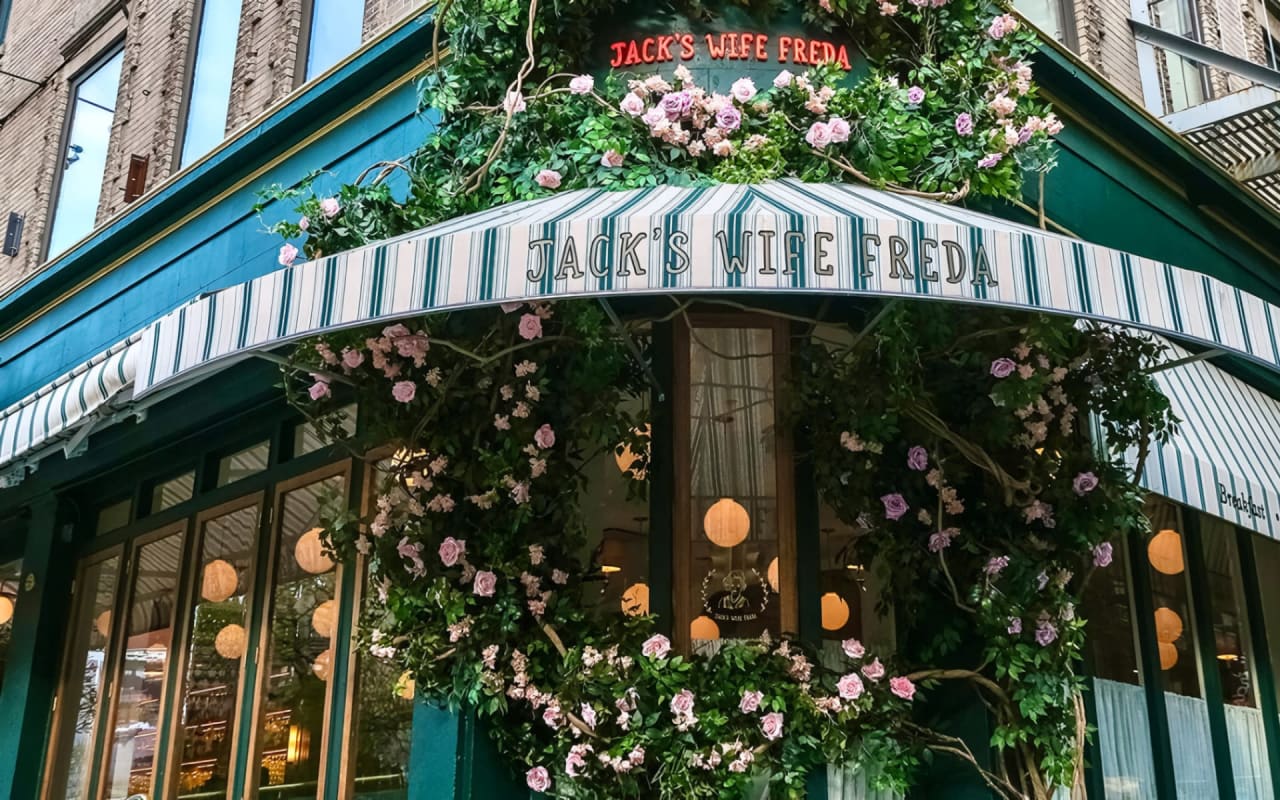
[1159,641,1179,670]
[295,528,334,575]
[1148,529,1185,576]
[311,599,338,639]
[1154,607,1183,643]
[703,499,749,548]
[767,558,779,593]
[214,624,247,660]
[0,596,14,625]
[821,592,851,631]
[615,425,651,479]
[94,610,111,638]
[201,559,238,603]
[313,648,334,681]
[621,583,650,617]
[395,670,416,700]
[690,615,720,641]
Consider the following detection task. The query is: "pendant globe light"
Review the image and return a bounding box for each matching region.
[690,615,721,640]
[214,623,247,659]
[295,528,335,575]
[621,583,650,617]
[821,592,851,631]
[201,559,238,603]
[311,599,338,639]
[703,499,749,548]
[1147,529,1185,576]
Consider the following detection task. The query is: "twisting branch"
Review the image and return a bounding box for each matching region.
[903,722,1027,800]
[904,404,1031,503]
[817,151,972,204]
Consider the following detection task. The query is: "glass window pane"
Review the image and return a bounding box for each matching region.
[48,49,124,258]
[252,475,344,797]
[98,498,132,534]
[1198,516,1274,800]
[1254,536,1280,713]
[686,326,781,647]
[351,568,412,799]
[45,554,121,800]
[293,403,357,458]
[217,441,270,487]
[1084,536,1142,685]
[152,471,196,513]
[0,557,21,693]
[304,0,367,80]
[101,531,185,800]
[1015,0,1066,40]
[172,502,260,799]
[180,0,243,167]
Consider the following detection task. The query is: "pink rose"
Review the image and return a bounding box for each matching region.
[739,690,763,713]
[881,493,909,521]
[760,711,784,740]
[861,658,885,681]
[320,197,341,218]
[641,634,671,658]
[569,74,594,95]
[828,116,850,143]
[278,242,299,266]
[529,544,544,565]
[439,537,464,567]
[518,313,544,340]
[1073,471,1099,495]
[842,638,865,659]
[730,77,757,103]
[670,689,695,715]
[526,766,551,792]
[619,92,646,116]
[392,381,416,403]
[907,446,928,471]
[298,215,309,232]
[773,70,794,89]
[837,673,865,700]
[805,121,832,148]
[1093,541,1114,567]
[990,357,1017,378]
[308,378,331,401]
[474,570,498,597]
[341,348,364,369]
[504,91,526,114]
[601,149,625,168]
[534,423,556,449]
[535,169,562,189]
[890,676,916,700]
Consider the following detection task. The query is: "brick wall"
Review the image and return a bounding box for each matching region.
[0,0,430,296]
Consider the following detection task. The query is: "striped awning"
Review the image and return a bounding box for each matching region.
[131,179,1280,396]
[0,336,137,477]
[1139,341,1280,537]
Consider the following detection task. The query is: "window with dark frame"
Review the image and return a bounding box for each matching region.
[301,0,368,82]
[179,0,244,168]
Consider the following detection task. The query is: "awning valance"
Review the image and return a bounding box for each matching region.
[1139,341,1280,537]
[130,179,1280,396]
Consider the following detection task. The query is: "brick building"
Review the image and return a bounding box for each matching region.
[0,0,422,296]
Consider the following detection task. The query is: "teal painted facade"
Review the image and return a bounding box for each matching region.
[4,6,1280,799]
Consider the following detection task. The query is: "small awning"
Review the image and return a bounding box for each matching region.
[1138,341,1280,537]
[0,336,137,480]
[131,179,1280,397]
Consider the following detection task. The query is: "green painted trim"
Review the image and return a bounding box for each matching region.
[231,485,279,799]
[1079,675,1107,800]
[324,458,365,800]
[793,422,826,798]
[151,517,196,798]
[408,702,462,800]
[1235,529,1280,798]
[648,320,675,633]
[1126,527,1179,800]
[1183,513,1239,800]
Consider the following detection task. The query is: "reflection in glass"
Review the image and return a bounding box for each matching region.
[97,498,132,535]
[152,471,196,514]
[1198,516,1274,800]
[304,0,367,81]
[216,441,270,487]
[352,568,413,799]
[180,0,243,167]
[102,532,185,799]
[687,327,781,645]
[46,555,120,800]
[254,475,344,798]
[173,504,259,799]
[1150,0,1208,112]
[0,556,21,693]
[48,49,124,257]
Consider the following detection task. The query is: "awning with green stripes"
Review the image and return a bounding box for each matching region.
[7,180,1280,530]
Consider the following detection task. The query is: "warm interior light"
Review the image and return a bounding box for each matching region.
[214,623,247,660]
[311,599,338,639]
[1147,529,1185,576]
[1159,641,1178,670]
[621,583,650,617]
[1217,653,1241,662]
[1154,607,1183,643]
[295,528,335,575]
[94,610,111,638]
[600,565,622,574]
[767,558,779,593]
[821,592,851,631]
[0,596,14,626]
[703,498,749,548]
[690,615,721,641]
[201,559,239,603]
[396,670,416,700]
[615,424,651,479]
[286,724,310,764]
[313,648,334,681]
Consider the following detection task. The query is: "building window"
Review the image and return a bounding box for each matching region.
[302,0,368,82]
[216,440,271,487]
[47,47,125,259]
[1149,0,1210,113]
[179,0,244,168]
[1016,0,1075,45]
[97,497,133,534]
[151,470,197,513]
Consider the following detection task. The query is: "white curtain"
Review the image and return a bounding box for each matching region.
[1224,705,1274,800]
[1165,692,1220,799]
[826,766,899,800]
[1094,679,1159,800]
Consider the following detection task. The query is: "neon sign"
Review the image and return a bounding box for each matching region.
[607,32,853,71]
